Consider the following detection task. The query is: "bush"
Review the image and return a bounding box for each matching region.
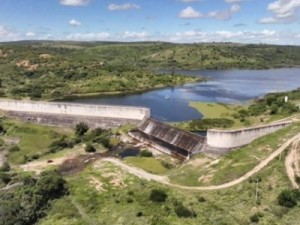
[85,143,96,153]
[174,202,197,218]
[149,189,168,203]
[136,211,143,217]
[295,176,300,184]
[0,162,10,172]
[161,161,174,169]
[278,189,300,208]
[0,171,11,184]
[75,122,89,136]
[0,124,6,135]
[250,214,259,223]
[197,196,206,203]
[140,150,153,157]
[48,138,74,153]
[9,145,20,152]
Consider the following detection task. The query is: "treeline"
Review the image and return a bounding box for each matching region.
[0,170,68,225]
[0,41,300,99]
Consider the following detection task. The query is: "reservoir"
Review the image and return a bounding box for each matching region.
[67,68,300,122]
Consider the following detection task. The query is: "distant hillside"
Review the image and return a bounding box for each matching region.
[0,41,300,99]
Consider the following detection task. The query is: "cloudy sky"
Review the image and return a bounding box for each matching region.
[0,0,300,44]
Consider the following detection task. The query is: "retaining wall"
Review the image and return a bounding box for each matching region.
[207,121,292,149]
[0,100,150,128]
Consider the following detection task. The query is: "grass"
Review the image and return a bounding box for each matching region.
[2,119,71,164]
[169,122,300,186]
[189,102,239,119]
[124,156,169,175]
[40,152,300,225]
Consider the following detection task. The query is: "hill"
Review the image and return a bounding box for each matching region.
[0,41,300,99]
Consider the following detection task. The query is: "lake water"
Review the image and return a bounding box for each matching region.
[67,68,300,122]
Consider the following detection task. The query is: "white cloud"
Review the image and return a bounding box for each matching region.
[179,3,240,20]
[108,3,140,11]
[178,0,200,2]
[208,4,240,20]
[259,0,300,24]
[60,0,89,6]
[168,29,285,44]
[67,32,111,41]
[69,19,81,26]
[119,31,148,39]
[26,32,36,37]
[225,0,244,3]
[178,6,204,19]
[0,25,19,41]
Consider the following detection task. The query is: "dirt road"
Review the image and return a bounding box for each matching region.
[103,133,300,191]
[285,139,300,189]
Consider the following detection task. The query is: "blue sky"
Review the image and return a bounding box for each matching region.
[0,0,300,44]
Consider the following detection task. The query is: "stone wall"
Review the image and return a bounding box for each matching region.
[0,100,150,128]
[207,121,292,149]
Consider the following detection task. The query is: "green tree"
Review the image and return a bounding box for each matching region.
[75,122,89,136]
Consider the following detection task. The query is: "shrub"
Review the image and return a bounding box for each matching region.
[9,145,20,152]
[75,122,89,136]
[295,176,300,185]
[48,138,74,153]
[161,161,174,169]
[0,171,11,184]
[250,214,259,223]
[197,196,206,203]
[136,211,143,217]
[140,150,153,157]
[278,189,300,208]
[149,189,168,203]
[174,202,197,218]
[0,162,10,172]
[85,143,96,153]
[0,124,6,135]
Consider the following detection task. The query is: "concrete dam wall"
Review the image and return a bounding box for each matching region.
[0,100,150,128]
[207,121,292,149]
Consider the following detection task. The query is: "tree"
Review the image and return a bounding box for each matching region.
[75,122,89,136]
[149,189,168,203]
[85,143,96,153]
[278,189,300,208]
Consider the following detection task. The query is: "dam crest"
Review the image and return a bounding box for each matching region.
[0,99,293,158]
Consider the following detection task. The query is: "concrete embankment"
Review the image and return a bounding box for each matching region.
[207,121,292,149]
[0,100,150,128]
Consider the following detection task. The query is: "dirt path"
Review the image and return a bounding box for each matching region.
[70,198,97,225]
[103,133,300,190]
[20,147,84,174]
[285,140,300,189]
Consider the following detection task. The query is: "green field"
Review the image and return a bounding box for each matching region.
[2,119,71,164]
[124,156,170,175]
[189,102,242,119]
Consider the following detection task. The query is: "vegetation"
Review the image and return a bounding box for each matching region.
[149,189,168,203]
[277,189,300,208]
[124,157,170,175]
[0,170,68,225]
[1,41,300,99]
[74,122,89,136]
[85,143,96,153]
[176,88,300,132]
[169,122,300,186]
[2,119,70,164]
[140,149,153,157]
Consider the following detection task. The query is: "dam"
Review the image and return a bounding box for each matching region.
[0,99,294,158]
[0,100,150,128]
